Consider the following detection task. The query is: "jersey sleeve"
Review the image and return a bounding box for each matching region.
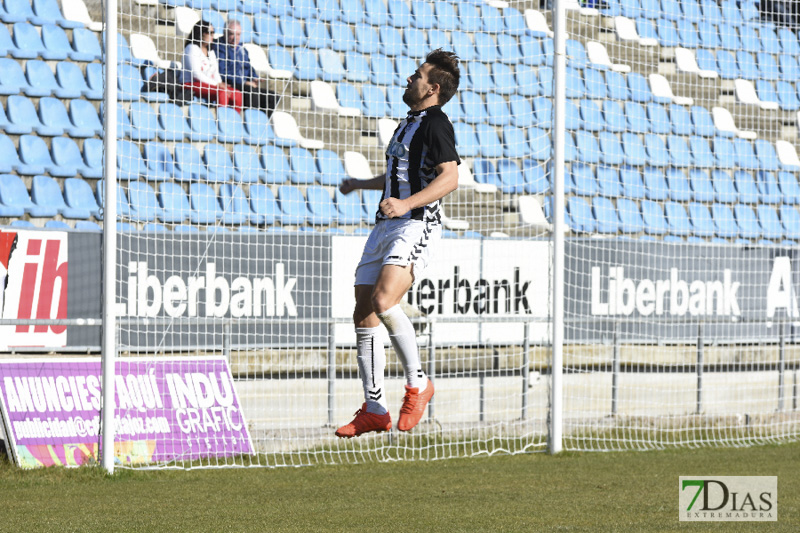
[425,116,461,167]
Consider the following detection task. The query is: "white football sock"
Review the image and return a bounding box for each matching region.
[377,304,427,391]
[356,326,388,415]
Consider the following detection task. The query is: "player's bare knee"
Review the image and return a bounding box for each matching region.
[370,292,393,315]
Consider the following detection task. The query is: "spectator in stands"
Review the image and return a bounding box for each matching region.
[182,20,243,113]
[212,20,278,115]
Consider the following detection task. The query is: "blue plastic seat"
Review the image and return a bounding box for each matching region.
[173,143,207,181]
[711,203,739,238]
[733,170,759,204]
[186,104,217,142]
[56,61,101,100]
[66,99,102,138]
[115,140,147,181]
[776,81,800,111]
[315,149,347,187]
[625,101,650,134]
[259,145,292,184]
[318,48,345,82]
[757,204,784,240]
[716,50,739,80]
[778,171,800,204]
[665,167,692,201]
[329,20,356,52]
[253,13,279,46]
[602,101,626,133]
[671,104,696,136]
[733,138,760,169]
[595,132,623,167]
[592,197,619,234]
[40,24,75,61]
[656,19,681,47]
[485,93,511,127]
[754,140,781,172]
[584,68,608,100]
[676,19,699,48]
[243,109,279,146]
[712,137,737,168]
[733,204,762,239]
[688,203,716,237]
[333,188,362,225]
[248,184,278,225]
[644,133,670,166]
[0,174,35,216]
[664,201,692,236]
[71,27,102,62]
[756,170,782,204]
[288,147,320,185]
[620,165,647,199]
[128,101,158,141]
[596,166,622,197]
[522,159,549,194]
[580,98,604,132]
[565,197,593,234]
[453,122,479,157]
[277,185,309,225]
[689,136,715,168]
[617,198,645,233]
[364,0,390,26]
[465,61,495,94]
[570,162,597,196]
[353,23,379,55]
[622,133,648,166]
[51,137,98,178]
[641,166,669,200]
[229,144,262,184]
[451,31,476,62]
[508,95,534,128]
[711,169,738,203]
[32,0,82,27]
[366,53,394,85]
[362,84,388,118]
[736,51,760,81]
[293,48,319,81]
[156,182,190,223]
[514,65,537,97]
[6,95,59,137]
[12,22,59,59]
[779,54,800,81]
[276,16,304,47]
[32,175,91,218]
[189,182,222,224]
[63,178,100,218]
[0,24,12,56]
[305,185,336,226]
[493,159,522,194]
[216,106,247,144]
[303,18,330,50]
[0,57,34,97]
[38,97,92,138]
[687,168,715,202]
[213,183,249,225]
[203,143,235,183]
[645,102,671,135]
[476,123,504,158]
[24,60,67,98]
[497,34,523,65]
[528,127,551,162]
[154,102,188,142]
[118,63,165,102]
[779,204,800,239]
[19,135,64,175]
[143,142,188,182]
[460,90,488,124]
[431,1,458,31]
[474,33,500,64]
[575,130,601,164]
[473,158,502,190]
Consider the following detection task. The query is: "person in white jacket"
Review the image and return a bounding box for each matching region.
[182,20,242,113]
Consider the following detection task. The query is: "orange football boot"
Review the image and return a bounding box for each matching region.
[397,379,434,431]
[335,403,392,438]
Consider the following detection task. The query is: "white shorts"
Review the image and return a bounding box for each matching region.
[354,218,442,286]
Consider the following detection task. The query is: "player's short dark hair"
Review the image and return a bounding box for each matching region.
[425,49,460,106]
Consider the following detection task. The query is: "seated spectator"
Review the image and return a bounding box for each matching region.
[182,20,243,113]
[212,20,278,115]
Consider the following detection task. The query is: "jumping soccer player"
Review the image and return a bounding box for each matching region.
[335,49,461,438]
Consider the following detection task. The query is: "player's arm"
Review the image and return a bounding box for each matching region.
[379,161,458,219]
[339,173,386,194]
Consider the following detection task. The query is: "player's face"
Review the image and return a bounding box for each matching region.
[403,63,436,108]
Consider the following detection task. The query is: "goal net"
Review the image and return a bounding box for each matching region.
[2,0,799,470]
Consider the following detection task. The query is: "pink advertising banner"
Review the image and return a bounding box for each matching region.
[0,357,253,468]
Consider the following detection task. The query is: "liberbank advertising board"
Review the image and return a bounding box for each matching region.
[2,229,799,349]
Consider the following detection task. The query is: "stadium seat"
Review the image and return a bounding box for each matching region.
[277,185,309,225]
[54,62,98,100]
[640,166,668,201]
[663,167,691,202]
[620,165,647,199]
[38,97,91,138]
[353,23,379,54]
[497,159,526,194]
[242,109,279,146]
[689,136,715,168]
[522,159,549,194]
[216,106,248,144]
[567,197,595,234]
[570,162,597,196]
[289,147,320,185]
[203,144,235,183]
[229,144,262,184]
[247,184,278,225]
[625,102,650,134]
[778,171,800,204]
[779,204,800,240]
[709,203,738,238]
[756,170,782,204]
[169,143,204,182]
[688,202,716,237]
[11,22,60,59]
[644,133,670,166]
[592,197,620,234]
[261,145,292,184]
[306,185,336,226]
[711,169,738,203]
[733,170,760,204]
[733,204,762,239]
[185,103,218,142]
[334,188,363,225]
[0,174,35,216]
[473,159,502,190]
[63,177,100,218]
[143,141,184,181]
[65,99,102,139]
[475,123,504,158]
[0,57,36,97]
[664,201,692,236]
[32,175,91,218]
[7,94,64,136]
[18,134,65,176]
[188,182,222,224]
[616,198,645,234]
[128,101,159,142]
[757,204,784,240]
[51,137,97,179]
[293,48,320,80]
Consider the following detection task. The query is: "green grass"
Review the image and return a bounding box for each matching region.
[0,443,797,532]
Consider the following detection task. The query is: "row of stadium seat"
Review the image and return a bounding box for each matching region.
[602,0,760,26]
[566,195,800,241]
[0,174,383,226]
[0,0,86,28]
[0,22,101,61]
[169,0,524,35]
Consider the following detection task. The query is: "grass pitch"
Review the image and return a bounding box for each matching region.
[0,442,797,532]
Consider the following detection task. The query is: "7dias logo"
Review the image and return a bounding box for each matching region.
[679,476,777,522]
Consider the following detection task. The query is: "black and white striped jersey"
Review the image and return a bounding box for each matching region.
[376,105,460,223]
